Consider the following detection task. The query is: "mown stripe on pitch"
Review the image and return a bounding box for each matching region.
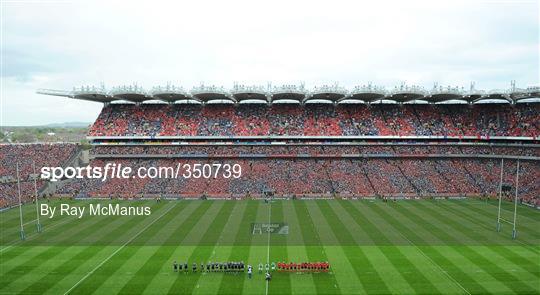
[179,202,236,294]
[0,200,102,243]
[331,201,375,244]
[18,201,167,295]
[0,199,103,257]
[431,200,539,249]
[410,202,534,294]
[166,201,236,295]
[337,201,390,244]
[442,201,540,245]
[398,201,537,294]
[325,201,374,244]
[334,201,415,294]
[367,202,476,294]
[349,201,411,245]
[420,246,513,294]
[21,247,114,294]
[0,217,70,265]
[0,203,53,243]
[404,201,492,244]
[216,200,259,295]
[0,200,132,289]
[0,199,105,269]
[281,201,318,295]
[390,202,515,294]
[442,204,540,256]
[325,202,437,293]
[500,246,540,276]
[267,200,292,295]
[0,201,38,225]
[414,201,540,277]
[117,201,212,294]
[0,200,69,235]
[122,202,209,295]
[477,246,540,291]
[452,200,540,236]
[2,200,152,293]
[390,202,514,293]
[369,208,489,295]
[73,201,189,294]
[453,247,537,295]
[391,202,472,245]
[49,202,175,295]
[192,201,247,295]
[59,202,174,295]
[335,201,414,293]
[441,201,540,251]
[241,201,270,295]
[1,247,79,294]
[294,201,342,295]
[316,200,393,294]
[482,199,540,222]
[503,245,540,262]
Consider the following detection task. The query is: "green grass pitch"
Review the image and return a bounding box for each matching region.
[0,199,539,294]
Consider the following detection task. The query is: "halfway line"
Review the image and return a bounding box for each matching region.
[265,201,271,295]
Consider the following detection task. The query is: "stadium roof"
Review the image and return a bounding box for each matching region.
[150,85,190,102]
[306,85,347,103]
[37,83,540,105]
[231,85,269,102]
[271,85,306,103]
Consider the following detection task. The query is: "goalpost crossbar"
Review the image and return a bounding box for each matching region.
[496,158,519,240]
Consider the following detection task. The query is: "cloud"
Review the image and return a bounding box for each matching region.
[1,0,539,125]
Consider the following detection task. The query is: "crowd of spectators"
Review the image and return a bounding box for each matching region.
[0,143,77,180]
[3,142,537,208]
[57,155,539,207]
[90,144,540,158]
[88,103,540,138]
[3,103,539,209]
[0,143,78,208]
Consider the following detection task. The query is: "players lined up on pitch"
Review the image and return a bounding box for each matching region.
[173,261,246,273]
[276,261,330,272]
[173,261,330,274]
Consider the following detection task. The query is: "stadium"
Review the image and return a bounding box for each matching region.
[1,82,539,294]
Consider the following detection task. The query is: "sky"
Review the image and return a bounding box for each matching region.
[1,0,539,126]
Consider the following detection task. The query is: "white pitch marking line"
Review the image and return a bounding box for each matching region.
[265,201,271,295]
[394,229,471,295]
[441,202,535,251]
[62,203,176,295]
[22,218,37,226]
[0,201,106,253]
[0,215,74,253]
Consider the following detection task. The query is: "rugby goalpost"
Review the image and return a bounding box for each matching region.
[496,158,519,239]
[33,161,43,233]
[16,163,25,240]
[16,161,43,241]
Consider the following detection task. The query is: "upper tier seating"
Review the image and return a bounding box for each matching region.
[88,104,540,138]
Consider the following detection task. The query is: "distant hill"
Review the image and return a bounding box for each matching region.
[41,122,91,128]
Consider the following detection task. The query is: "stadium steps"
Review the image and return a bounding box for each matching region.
[458,147,488,192]
[46,145,85,195]
[391,158,420,195]
[358,160,377,195]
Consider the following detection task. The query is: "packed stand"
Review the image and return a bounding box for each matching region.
[88,103,540,138]
[59,155,539,206]
[0,143,79,208]
[90,144,539,158]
